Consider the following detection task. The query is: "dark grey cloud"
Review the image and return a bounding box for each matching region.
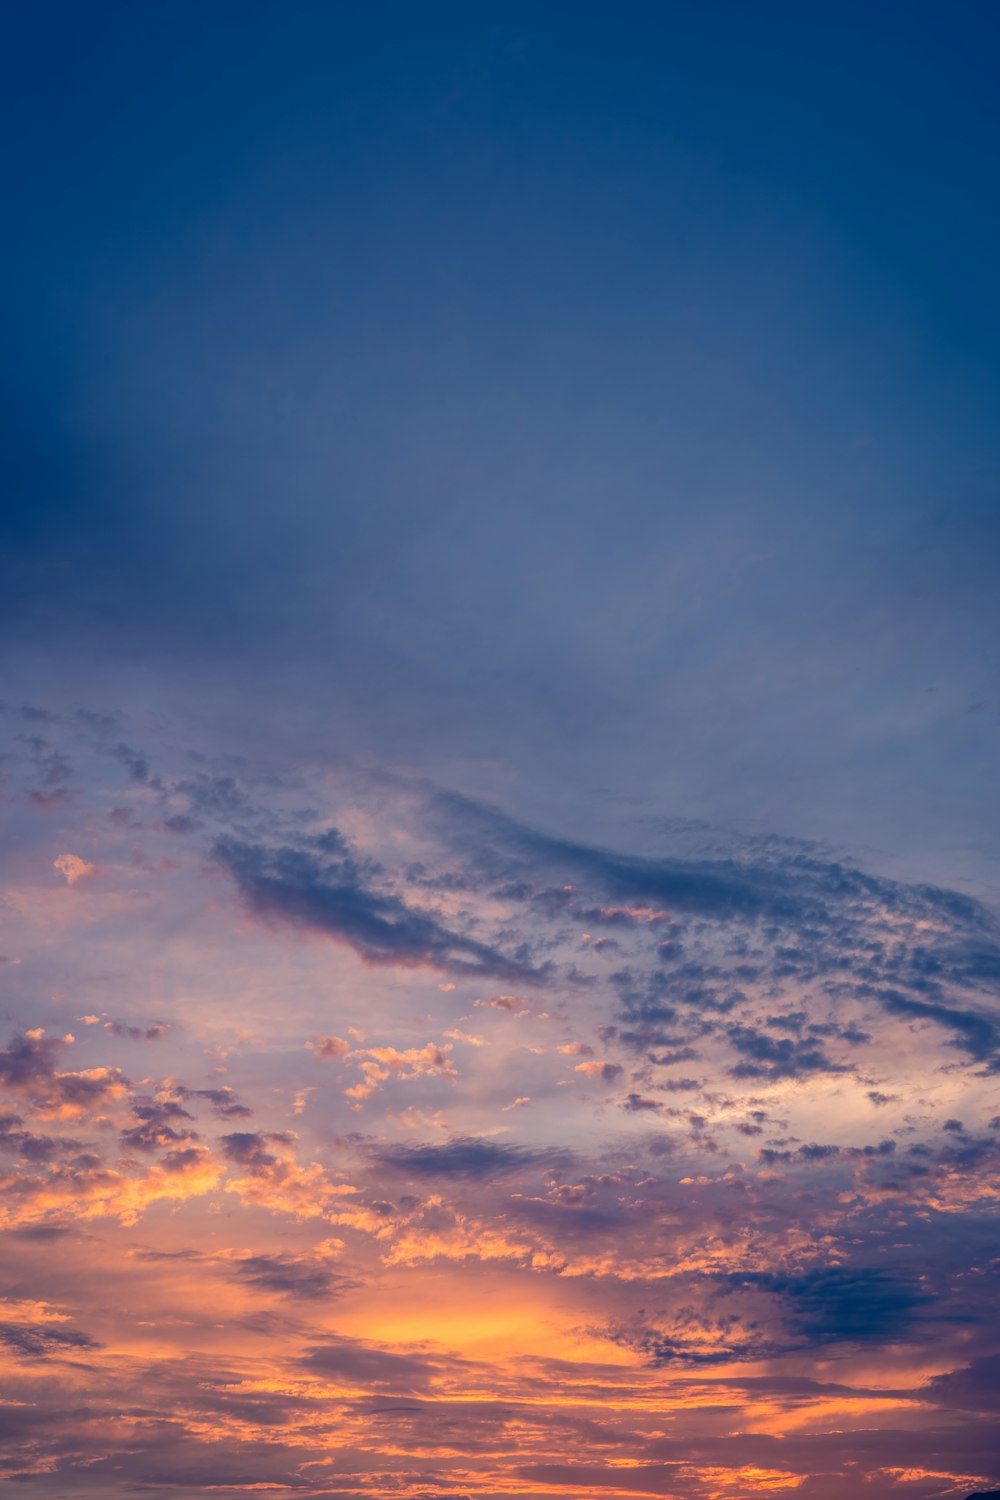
[757,1139,897,1165]
[121,1099,197,1153]
[599,1264,937,1372]
[228,1253,350,1301]
[17,733,76,809]
[621,1092,665,1113]
[428,793,1000,1077]
[111,742,151,784]
[0,1320,98,1359]
[514,1460,686,1494]
[0,1032,66,1089]
[875,989,1000,1068]
[0,1113,84,1163]
[371,1136,567,1181]
[726,1023,845,1080]
[131,1244,352,1301]
[4,1222,75,1241]
[434,791,810,921]
[103,1020,170,1042]
[178,1085,252,1119]
[219,1132,294,1172]
[728,1266,933,1347]
[436,792,1000,959]
[215,835,546,981]
[926,1354,1000,1413]
[299,1335,438,1392]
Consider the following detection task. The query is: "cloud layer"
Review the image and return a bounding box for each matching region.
[0,707,997,1497]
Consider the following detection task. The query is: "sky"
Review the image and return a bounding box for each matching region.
[1,3,999,1498]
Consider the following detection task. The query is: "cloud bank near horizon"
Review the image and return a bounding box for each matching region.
[0,705,998,1497]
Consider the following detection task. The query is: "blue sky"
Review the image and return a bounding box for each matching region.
[5,1,999,883]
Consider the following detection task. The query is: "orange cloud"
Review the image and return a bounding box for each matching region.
[53,853,99,885]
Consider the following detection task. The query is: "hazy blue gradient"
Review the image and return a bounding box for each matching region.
[4,0,999,885]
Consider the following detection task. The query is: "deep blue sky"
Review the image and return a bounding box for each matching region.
[3,0,999,886]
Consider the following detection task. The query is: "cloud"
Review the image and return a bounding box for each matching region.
[0,1115,83,1164]
[103,1020,170,1042]
[621,1092,664,1113]
[875,990,1000,1068]
[299,1334,438,1393]
[219,1131,295,1171]
[574,1060,623,1081]
[344,1041,457,1103]
[0,1144,223,1230]
[0,1318,98,1359]
[0,1031,128,1120]
[3,720,1000,1492]
[52,853,98,885]
[120,1098,197,1153]
[227,1251,350,1301]
[724,1267,934,1348]
[370,1137,568,1181]
[220,1131,357,1219]
[214,835,546,981]
[475,994,534,1014]
[434,795,1000,1061]
[307,1034,350,1060]
[433,791,809,920]
[726,1023,846,1080]
[924,1354,1000,1413]
[177,1086,252,1119]
[112,742,150,783]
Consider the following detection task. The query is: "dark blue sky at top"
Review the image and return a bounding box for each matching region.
[2,1,999,885]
